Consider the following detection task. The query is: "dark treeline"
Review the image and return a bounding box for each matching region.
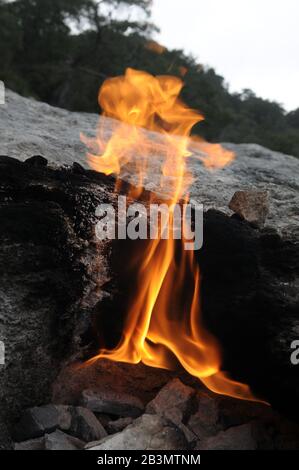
[1,0,299,157]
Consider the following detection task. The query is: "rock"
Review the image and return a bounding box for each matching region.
[187,392,220,439]
[86,414,187,450]
[197,423,257,450]
[1,89,299,448]
[15,437,45,450]
[197,209,299,417]
[107,417,133,434]
[0,155,116,448]
[14,405,59,442]
[45,430,84,450]
[229,190,269,227]
[163,408,197,444]
[196,418,278,450]
[24,155,48,167]
[146,379,196,443]
[189,392,292,449]
[13,404,74,442]
[81,389,144,418]
[188,391,273,440]
[55,405,73,432]
[146,378,195,420]
[52,359,175,407]
[70,407,107,442]
[1,89,298,239]
[13,404,107,445]
[216,396,271,429]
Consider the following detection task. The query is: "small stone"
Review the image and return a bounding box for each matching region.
[14,436,45,450]
[86,414,187,451]
[107,417,133,434]
[14,405,59,441]
[146,378,195,419]
[229,190,269,227]
[45,430,85,450]
[188,392,221,439]
[81,389,144,418]
[196,423,257,450]
[163,408,197,444]
[146,379,197,444]
[70,407,107,442]
[24,155,48,167]
[55,405,73,432]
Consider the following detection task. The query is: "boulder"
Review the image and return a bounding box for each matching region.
[1,89,299,448]
[0,155,116,448]
[1,89,298,241]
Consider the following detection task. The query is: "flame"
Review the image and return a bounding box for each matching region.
[190,136,235,169]
[82,68,257,401]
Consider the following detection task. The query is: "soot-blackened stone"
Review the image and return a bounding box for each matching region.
[197,209,299,417]
[24,155,48,167]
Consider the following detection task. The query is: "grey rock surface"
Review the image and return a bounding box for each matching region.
[1,90,299,450]
[1,89,298,238]
[86,414,187,450]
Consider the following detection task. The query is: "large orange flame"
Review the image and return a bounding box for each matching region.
[82,68,257,401]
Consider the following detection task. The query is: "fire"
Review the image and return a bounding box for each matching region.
[82,68,256,401]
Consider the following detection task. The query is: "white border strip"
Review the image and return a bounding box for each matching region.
[0,81,5,105]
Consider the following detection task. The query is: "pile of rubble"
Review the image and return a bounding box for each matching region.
[14,378,299,450]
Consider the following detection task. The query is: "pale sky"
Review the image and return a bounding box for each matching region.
[152,0,299,111]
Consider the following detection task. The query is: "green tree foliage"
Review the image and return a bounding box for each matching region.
[1,0,299,157]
